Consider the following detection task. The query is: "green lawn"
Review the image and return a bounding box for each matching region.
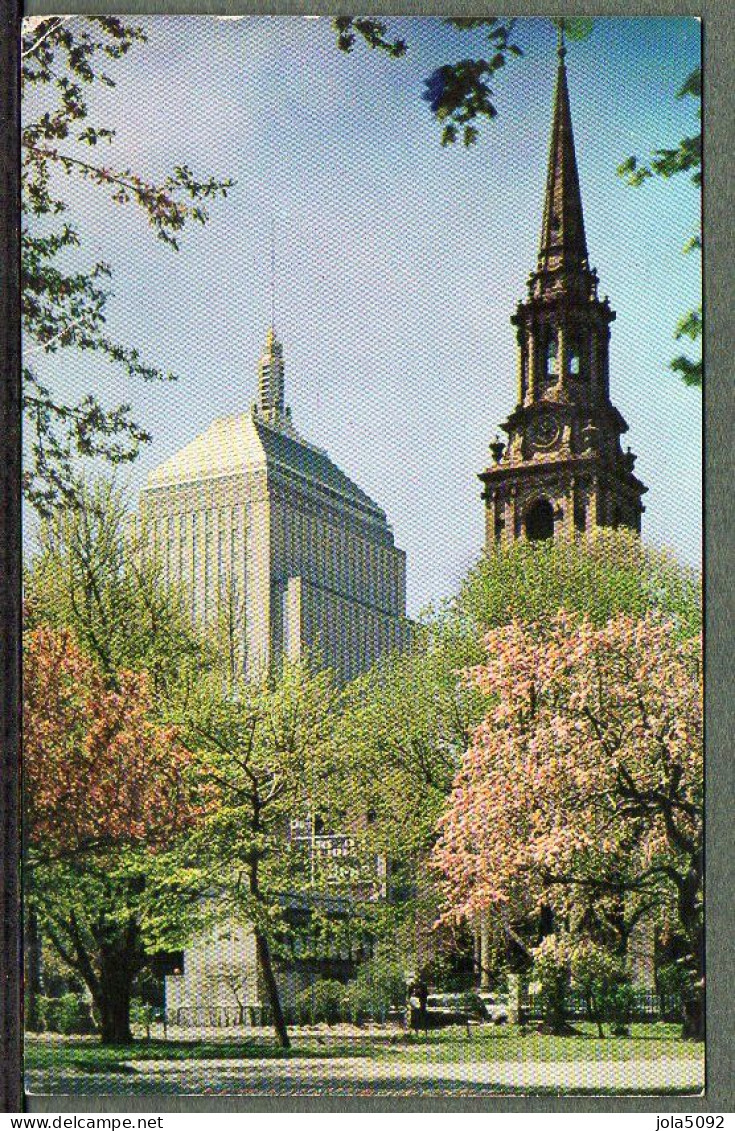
[26,1022,703,1074]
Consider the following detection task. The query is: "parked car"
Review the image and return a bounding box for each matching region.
[476,991,510,1024]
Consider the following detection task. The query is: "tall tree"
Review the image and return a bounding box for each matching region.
[25,477,207,701]
[24,479,212,1041]
[21,17,232,511]
[24,625,204,1044]
[433,612,703,1039]
[337,532,700,976]
[172,660,341,1049]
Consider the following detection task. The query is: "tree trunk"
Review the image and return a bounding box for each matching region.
[92,923,144,1045]
[98,990,134,1045]
[681,918,704,1041]
[591,996,605,1039]
[254,927,290,1049]
[682,982,704,1041]
[678,857,704,1042]
[95,956,136,1045]
[247,847,290,1050]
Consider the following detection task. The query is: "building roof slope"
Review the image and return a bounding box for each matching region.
[145,410,386,519]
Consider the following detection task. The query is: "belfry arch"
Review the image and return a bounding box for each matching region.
[525,498,555,542]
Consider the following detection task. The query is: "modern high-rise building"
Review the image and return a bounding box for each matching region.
[479,35,647,547]
[140,327,409,684]
[140,330,409,1021]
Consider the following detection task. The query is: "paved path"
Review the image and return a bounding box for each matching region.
[27,1055,704,1097]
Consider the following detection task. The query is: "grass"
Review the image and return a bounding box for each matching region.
[26,1022,703,1073]
[404,1023,704,1064]
[25,1026,704,1097]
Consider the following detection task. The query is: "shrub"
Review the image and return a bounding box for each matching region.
[657,960,691,1021]
[39,993,96,1035]
[532,935,571,1034]
[130,998,157,1039]
[570,940,633,1036]
[295,979,347,1026]
[347,956,407,1022]
[605,982,637,1036]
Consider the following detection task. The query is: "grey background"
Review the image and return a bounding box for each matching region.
[18,0,731,1115]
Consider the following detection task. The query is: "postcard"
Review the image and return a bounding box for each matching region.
[20,14,702,1098]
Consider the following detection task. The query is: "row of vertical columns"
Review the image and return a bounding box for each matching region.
[556,325,567,393]
[516,329,525,404]
[527,325,537,403]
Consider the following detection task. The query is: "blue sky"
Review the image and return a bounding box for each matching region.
[23,16,702,616]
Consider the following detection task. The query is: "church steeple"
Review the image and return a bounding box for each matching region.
[536,30,589,288]
[478,38,646,546]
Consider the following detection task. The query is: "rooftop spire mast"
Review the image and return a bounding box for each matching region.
[270,216,276,330]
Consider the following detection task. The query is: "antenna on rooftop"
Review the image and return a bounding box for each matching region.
[270,216,276,330]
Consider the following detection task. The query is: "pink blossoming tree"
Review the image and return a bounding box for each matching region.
[433,612,703,1038]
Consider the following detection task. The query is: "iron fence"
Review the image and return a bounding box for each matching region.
[164,990,683,1029]
[521,990,681,1022]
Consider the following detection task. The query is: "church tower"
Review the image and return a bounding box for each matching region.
[479,34,646,546]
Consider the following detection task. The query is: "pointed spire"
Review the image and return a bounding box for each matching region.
[537,33,589,281]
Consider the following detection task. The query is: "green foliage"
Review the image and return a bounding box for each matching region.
[132,966,165,1009]
[162,655,343,1046]
[553,18,595,42]
[332,18,595,151]
[337,623,481,864]
[332,17,406,58]
[336,531,699,963]
[24,479,211,1043]
[130,998,157,1038]
[570,940,634,1036]
[347,954,408,1020]
[176,658,341,928]
[618,68,701,189]
[423,21,523,148]
[455,530,701,638]
[532,935,571,1033]
[295,979,347,1026]
[25,477,208,703]
[618,67,701,389]
[669,356,702,388]
[39,993,97,1035]
[418,946,477,993]
[657,959,691,1017]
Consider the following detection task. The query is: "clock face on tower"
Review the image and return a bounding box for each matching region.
[530,415,561,450]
